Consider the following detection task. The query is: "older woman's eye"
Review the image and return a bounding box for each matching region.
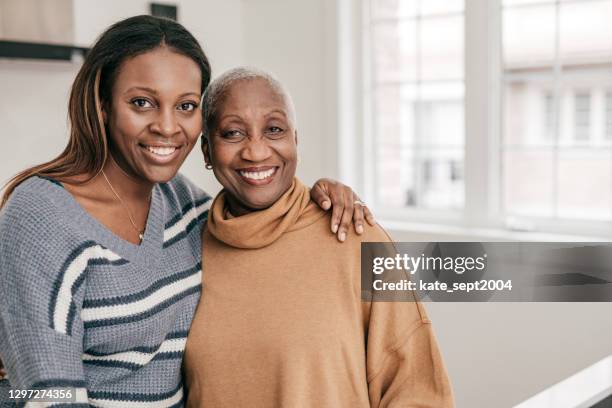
[178,102,197,112]
[221,129,246,142]
[266,126,285,138]
[131,98,153,108]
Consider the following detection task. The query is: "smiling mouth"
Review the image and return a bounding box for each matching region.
[139,143,182,164]
[237,166,279,185]
[143,145,178,156]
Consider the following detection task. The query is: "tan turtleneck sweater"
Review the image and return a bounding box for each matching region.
[183,179,453,408]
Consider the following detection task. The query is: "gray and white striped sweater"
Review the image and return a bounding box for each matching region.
[0,174,210,407]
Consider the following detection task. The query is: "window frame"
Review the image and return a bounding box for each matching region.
[342,0,612,238]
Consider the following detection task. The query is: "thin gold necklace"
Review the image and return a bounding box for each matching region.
[101,170,145,243]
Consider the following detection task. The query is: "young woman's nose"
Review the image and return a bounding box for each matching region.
[150,108,181,138]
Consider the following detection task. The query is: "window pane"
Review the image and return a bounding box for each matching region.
[503,5,556,68]
[375,85,417,208]
[373,21,417,82]
[544,92,555,141]
[418,82,464,147]
[573,92,591,141]
[418,150,465,209]
[420,0,463,16]
[371,0,417,19]
[560,1,612,63]
[558,150,612,220]
[606,92,612,140]
[420,15,464,80]
[503,0,555,6]
[504,150,555,217]
[504,79,556,147]
[369,0,465,211]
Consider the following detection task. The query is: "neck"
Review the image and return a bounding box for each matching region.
[225,194,261,217]
[101,155,154,203]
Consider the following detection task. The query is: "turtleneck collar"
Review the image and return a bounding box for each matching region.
[206,178,326,249]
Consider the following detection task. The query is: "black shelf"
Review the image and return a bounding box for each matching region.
[0,40,89,61]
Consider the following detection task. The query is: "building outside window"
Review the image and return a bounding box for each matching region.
[368,0,465,211]
[606,91,612,140]
[361,0,612,234]
[573,92,591,142]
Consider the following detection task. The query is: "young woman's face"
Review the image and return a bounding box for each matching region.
[205,78,298,212]
[106,46,202,184]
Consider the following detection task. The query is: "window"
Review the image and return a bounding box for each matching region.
[367,0,465,211]
[544,92,555,141]
[356,0,612,235]
[502,0,612,223]
[574,92,591,141]
[606,92,612,140]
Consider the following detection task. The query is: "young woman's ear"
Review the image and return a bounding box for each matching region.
[101,101,108,125]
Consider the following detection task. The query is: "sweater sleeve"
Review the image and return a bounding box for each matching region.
[362,226,454,408]
[0,189,90,406]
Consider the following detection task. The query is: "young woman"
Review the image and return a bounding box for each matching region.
[0,16,372,406]
[183,68,453,407]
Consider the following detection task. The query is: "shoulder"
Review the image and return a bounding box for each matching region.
[158,174,212,249]
[0,176,67,233]
[305,207,393,246]
[0,177,89,287]
[360,222,394,243]
[159,173,212,208]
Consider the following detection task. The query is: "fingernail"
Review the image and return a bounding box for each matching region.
[332,224,338,233]
[323,201,331,210]
[339,232,346,242]
[357,225,363,234]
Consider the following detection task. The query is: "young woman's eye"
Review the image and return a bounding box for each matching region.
[131,98,153,108]
[178,102,197,112]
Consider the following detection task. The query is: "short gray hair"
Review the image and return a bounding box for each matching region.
[201,67,296,139]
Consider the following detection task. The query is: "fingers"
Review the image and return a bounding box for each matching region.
[312,179,376,241]
[310,180,332,211]
[329,187,346,235]
[363,205,376,226]
[335,186,355,242]
[353,197,366,235]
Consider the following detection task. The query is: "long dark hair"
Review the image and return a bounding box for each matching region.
[1,15,211,208]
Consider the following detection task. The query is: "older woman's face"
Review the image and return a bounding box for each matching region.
[205,78,298,211]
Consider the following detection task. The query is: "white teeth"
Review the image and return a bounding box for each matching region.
[145,146,177,156]
[239,168,276,180]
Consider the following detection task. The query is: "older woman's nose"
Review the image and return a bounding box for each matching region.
[241,136,272,162]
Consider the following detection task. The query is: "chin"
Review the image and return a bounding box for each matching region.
[144,167,181,184]
[243,192,284,210]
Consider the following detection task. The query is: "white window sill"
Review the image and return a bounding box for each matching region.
[379,219,612,242]
[514,355,612,408]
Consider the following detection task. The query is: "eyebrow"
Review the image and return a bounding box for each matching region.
[124,86,201,99]
[265,109,288,118]
[218,114,244,122]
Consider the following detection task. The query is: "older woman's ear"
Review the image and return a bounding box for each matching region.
[201,136,212,168]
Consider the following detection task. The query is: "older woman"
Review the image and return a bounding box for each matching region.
[183,68,454,407]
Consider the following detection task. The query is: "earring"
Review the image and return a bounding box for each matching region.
[205,163,213,170]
